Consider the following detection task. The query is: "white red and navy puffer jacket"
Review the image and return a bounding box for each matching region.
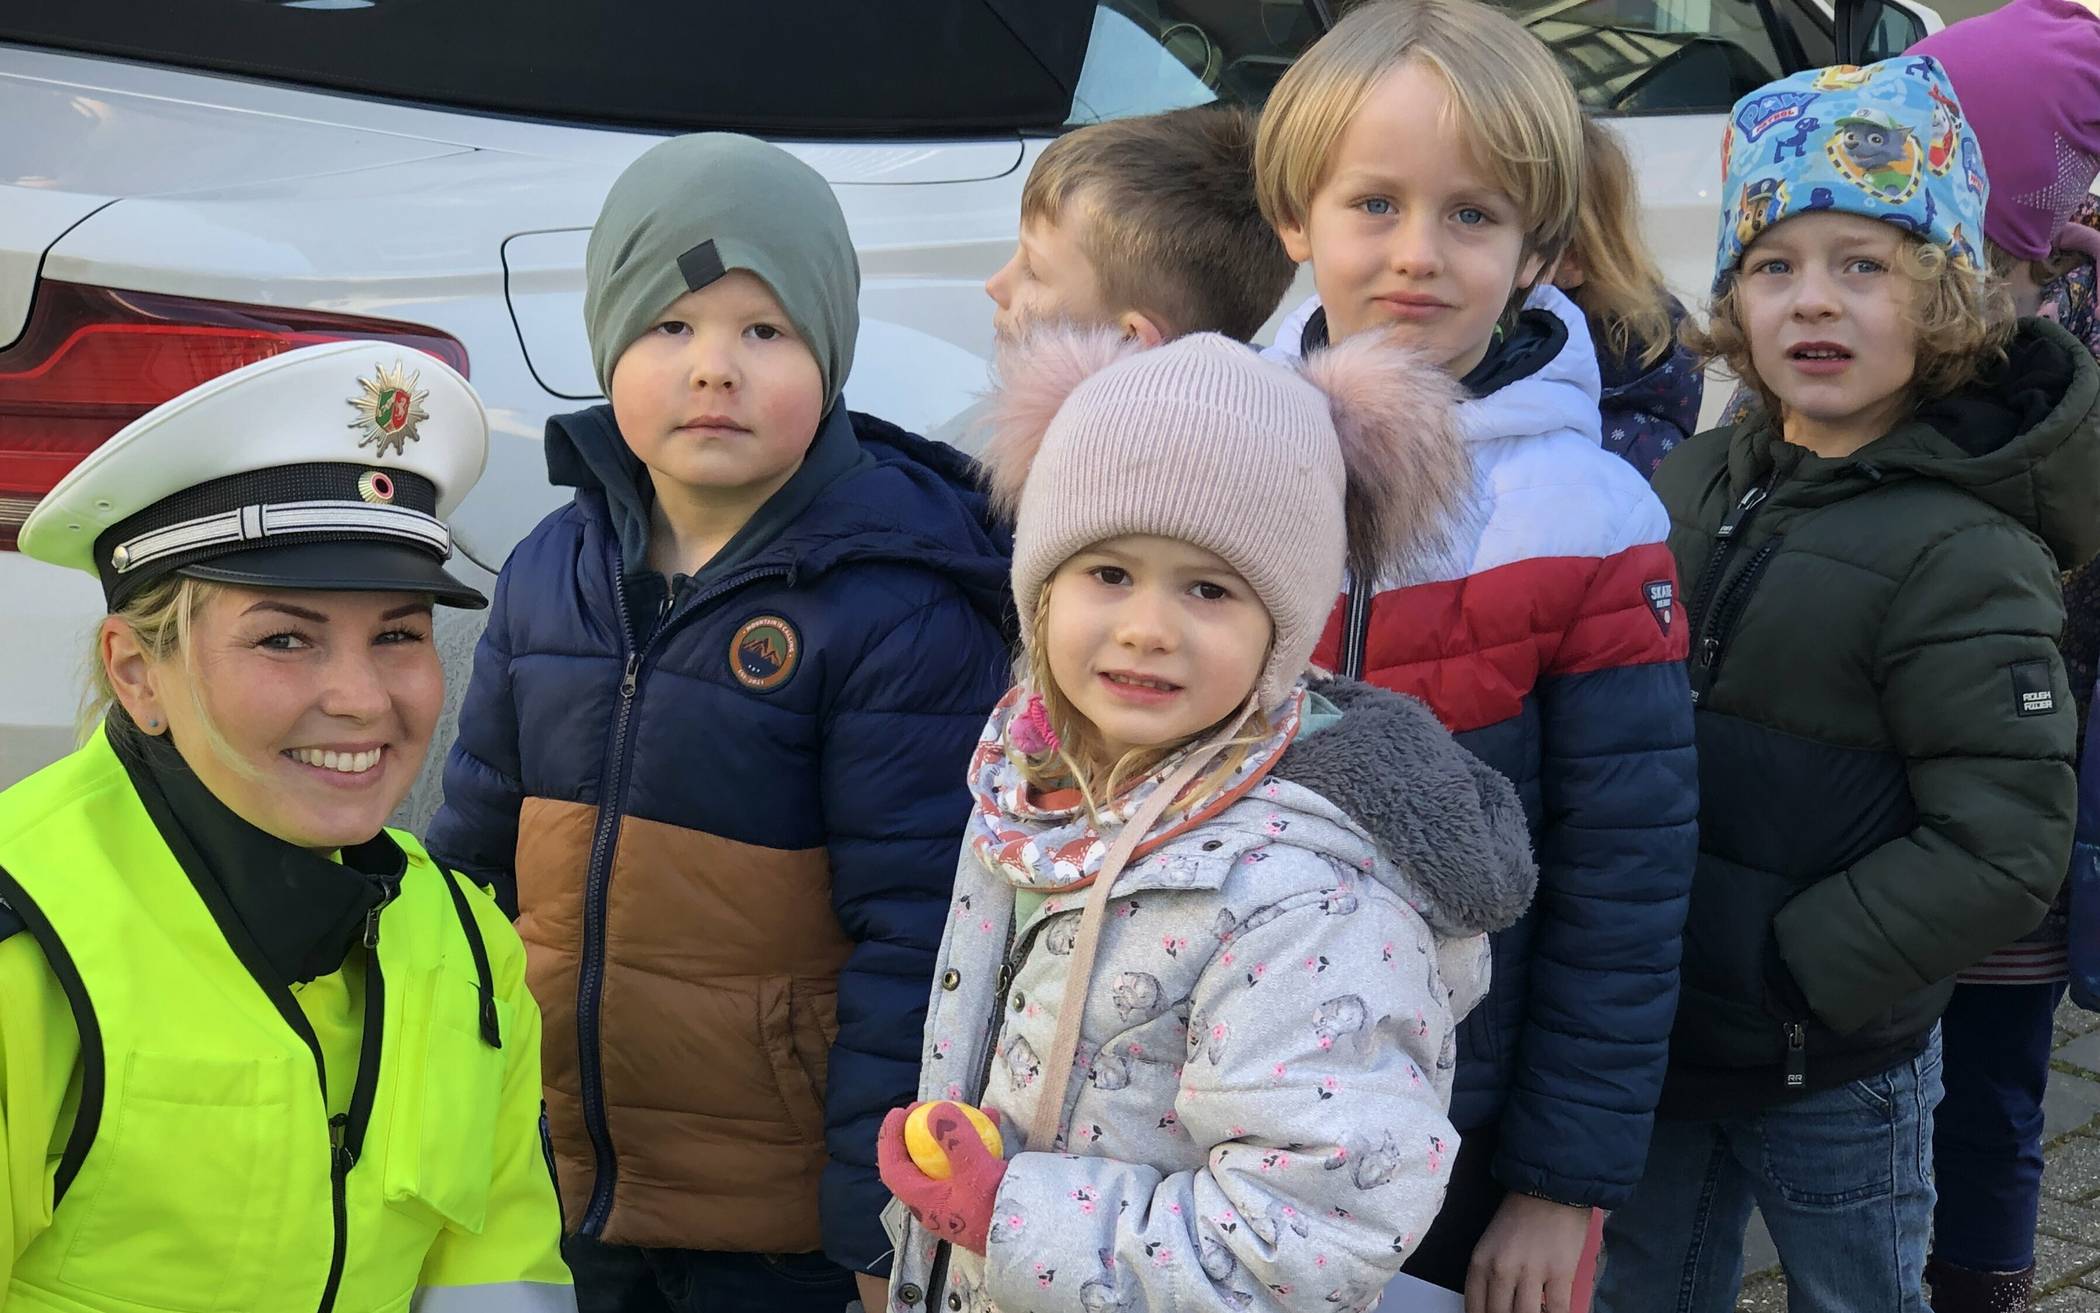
[1269,286,1697,1211]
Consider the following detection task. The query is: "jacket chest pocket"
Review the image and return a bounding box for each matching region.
[57,1050,301,1313]
[382,969,511,1234]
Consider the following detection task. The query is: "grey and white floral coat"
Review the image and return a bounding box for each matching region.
[884,679,1537,1313]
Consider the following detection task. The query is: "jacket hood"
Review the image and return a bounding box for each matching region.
[545,402,1015,629]
[1273,678,1537,937]
[1457,285,1604,450]
[1728,318,2100,564]
[1596,302,1703,438]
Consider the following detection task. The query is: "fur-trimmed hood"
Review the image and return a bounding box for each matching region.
[1276,677,1538,937]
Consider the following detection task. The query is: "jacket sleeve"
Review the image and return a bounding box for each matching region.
[0,926,83,1291]
[981,892,1469,1313]
[1775,524,2076,1033]
[425,562,527,917]
[818,593,1010,1275]
[413,891,574,1311]
[1495,524,1698,1211]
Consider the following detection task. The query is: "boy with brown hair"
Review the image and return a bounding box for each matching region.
[985,104,1296,346]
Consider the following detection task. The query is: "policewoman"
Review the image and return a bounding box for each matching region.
[0,343,572,1310]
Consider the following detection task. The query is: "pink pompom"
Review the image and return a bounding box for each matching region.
[980,325,1142,522]
[1010,694,1061,756]
[1298,330,1474,582]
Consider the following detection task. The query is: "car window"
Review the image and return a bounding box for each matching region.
[1065,0,1851,124]
[0,0,1098,135]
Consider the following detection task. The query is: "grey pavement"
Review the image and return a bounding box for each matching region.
[1728,998,2100,1310]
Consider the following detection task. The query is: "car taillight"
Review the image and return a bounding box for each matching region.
[0,281,469,550]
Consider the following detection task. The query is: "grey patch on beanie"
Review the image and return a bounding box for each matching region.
[583,133,861,407]
[678,239,727,291]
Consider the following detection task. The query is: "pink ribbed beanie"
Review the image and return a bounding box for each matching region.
[1912,0,2100,262]
[981,328,1469,711]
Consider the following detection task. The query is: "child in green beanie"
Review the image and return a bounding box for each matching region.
[427,133,1015,1313]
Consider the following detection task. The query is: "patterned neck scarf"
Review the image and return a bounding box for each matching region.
[966,683,1304,893]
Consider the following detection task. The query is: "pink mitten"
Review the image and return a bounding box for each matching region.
[877,1103,1009,1255]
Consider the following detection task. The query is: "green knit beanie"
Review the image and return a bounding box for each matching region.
[584,133,860,407]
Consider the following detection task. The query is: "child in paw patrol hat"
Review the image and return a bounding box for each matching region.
[0,343,576,1310]
[1697,55,2013,426]
[1598,53,2100,1313]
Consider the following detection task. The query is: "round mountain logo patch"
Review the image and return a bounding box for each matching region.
[731,615,800,691]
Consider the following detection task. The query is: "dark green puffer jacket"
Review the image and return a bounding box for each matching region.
[1653,319,2100,1117]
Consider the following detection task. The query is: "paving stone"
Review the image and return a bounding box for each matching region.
[2040,1287,2100,1311]
[2051,1072,2100,1142]
[2038,1232,2100,1288]
[1734,1273,1787,1313]
[2043,1197,2100,1246]
[2061,998,2100,1039]
[2048,1136,2100,1202]
[1743,1209,1778,1276]
[2061,1032,2100,1077]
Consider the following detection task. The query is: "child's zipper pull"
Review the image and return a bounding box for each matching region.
[619,653,640,699]
[1784,1023,1807,1090]
[1716,483,1769,540]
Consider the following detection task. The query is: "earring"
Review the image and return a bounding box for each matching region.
[145,717,160,731]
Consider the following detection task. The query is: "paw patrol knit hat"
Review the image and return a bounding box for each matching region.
[1713,56,1986,291]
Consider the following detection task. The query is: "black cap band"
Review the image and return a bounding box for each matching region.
[96,462,448,609]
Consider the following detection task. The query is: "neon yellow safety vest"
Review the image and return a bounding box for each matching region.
[0,730,570,1313]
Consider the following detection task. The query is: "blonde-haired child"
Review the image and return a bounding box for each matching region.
[876,328,1537,1313]
[1557,117,1704,478]
[1598,56,2100,1312]
[1257,1,1700,1304]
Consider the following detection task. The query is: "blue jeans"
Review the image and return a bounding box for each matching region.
[1933,980,2066,1272]
[563,1233,859,1313]
[1595,1031,1942,1313]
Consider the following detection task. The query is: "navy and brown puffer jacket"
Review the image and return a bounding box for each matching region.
[1653,319,2100,1117]
[426,405,1012,1271]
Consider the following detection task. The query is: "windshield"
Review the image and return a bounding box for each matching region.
[0,0,1097,135]
[1065,0,1891,122]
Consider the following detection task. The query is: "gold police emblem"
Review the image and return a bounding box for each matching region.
[348,361,430,458]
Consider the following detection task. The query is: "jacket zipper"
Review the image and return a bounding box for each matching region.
[316,881,392,1313]
[1686,479,1775,707]
[1689,536,1782,704]
[1339,576,1373,680]
[1784,1022,1807,1090]
[574,560,793,1237]
[922,913,1047,1306]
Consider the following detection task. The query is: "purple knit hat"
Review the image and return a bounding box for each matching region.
[1911,0,2100,262]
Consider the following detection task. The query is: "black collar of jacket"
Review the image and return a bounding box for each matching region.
[1298,304,1565,399]
[111,716,399,986]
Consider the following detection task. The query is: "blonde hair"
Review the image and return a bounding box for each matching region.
[1986,238,2083,302]
[1254,0,1583,267]
[1686,232,2014,418]
[1010,581,1273,821]
[80,575,250,775]
[1565,117,1676,368]
[1024,107,1297,341]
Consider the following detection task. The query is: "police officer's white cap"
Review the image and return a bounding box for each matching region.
[20,341,489,610]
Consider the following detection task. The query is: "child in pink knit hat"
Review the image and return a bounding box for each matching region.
[874,328,1541,1313]
[1904,5,2100,1309]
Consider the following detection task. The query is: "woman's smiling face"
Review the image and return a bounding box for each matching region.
[110,585,441,850]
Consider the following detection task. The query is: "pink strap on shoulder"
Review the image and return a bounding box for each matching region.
[1024,698,1256,1153]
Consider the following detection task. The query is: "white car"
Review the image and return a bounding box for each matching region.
[0,0,1940,810]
